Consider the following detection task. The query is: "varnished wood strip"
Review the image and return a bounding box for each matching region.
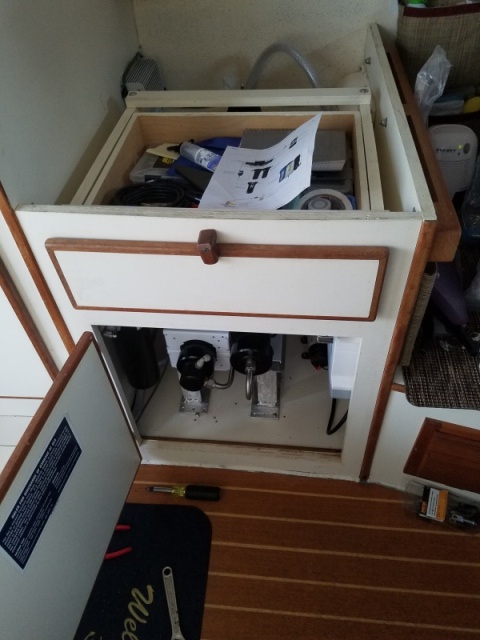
[205,507,464,535]
[209,569,480,602]
[201,607,478,640]
[131,482,400,503]
[0,256,58,380]
[129,479,461,533]
[360,220,436,479]
[0,184,75,352]
[404,418,480,493]
[209,544,478,596]
[46,237,389,261]
[208,517,478,563]
[204,576,480,631]
[128,465,402,500]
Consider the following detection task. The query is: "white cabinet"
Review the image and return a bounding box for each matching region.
[0,257,57,467]
[10,25,439,482]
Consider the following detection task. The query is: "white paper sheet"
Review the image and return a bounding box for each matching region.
[198,114,321,210]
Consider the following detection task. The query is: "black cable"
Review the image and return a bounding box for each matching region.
[326,397,348,435]
[111,182,189,207]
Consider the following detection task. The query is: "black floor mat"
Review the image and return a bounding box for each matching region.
[74,504,212,640]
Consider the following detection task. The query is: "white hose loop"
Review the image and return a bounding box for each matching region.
[245,42,320,90]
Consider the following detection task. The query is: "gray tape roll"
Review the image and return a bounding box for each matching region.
[298,188,352,211]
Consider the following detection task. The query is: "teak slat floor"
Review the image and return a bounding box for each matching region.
[127,465,480,640]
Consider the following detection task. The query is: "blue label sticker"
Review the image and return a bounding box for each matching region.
[0,417,82,569]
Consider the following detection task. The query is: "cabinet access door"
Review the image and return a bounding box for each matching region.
[0,333,141,640]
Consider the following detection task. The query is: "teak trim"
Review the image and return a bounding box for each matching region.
[45,237,389,322]
[360,219,436,480]
[0,184,75,353]
[403,417,480,494]
[0,255,58,380]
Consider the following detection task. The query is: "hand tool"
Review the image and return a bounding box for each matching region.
[162,566,186,640]
[104,524,133,560]
[147,484,220,501]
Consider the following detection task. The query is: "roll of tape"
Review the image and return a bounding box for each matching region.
[298,188,353,211]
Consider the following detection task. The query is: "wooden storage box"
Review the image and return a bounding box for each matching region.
[76,108,378,212]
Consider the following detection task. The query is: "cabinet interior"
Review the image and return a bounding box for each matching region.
[80,110,375,213]
[95,326,354,454]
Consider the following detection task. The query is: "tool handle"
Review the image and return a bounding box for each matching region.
[185,484,221,501]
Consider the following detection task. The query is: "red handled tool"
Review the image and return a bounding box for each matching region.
[104,524,133,560]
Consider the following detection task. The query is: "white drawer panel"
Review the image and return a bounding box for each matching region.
[46,238,388,321]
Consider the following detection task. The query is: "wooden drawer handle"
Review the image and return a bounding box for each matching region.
[197,229,219,265]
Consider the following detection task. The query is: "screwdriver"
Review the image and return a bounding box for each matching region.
[147,484,221,501]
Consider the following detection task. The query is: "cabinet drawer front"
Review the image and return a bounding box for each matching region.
[46,238,388,321]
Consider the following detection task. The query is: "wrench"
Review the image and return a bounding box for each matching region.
[162,566,186,640]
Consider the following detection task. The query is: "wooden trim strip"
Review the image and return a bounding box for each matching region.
[0,184,75,353]
[45,238,389,322]
[0,256,58,380]
[212,541,479,568]
[205,603,480,634]
[142,435,341,456]
[360,220,436,480]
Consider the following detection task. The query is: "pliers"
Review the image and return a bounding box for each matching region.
[104,524,133,560]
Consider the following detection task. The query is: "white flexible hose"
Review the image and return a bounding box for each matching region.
[245,42,320,89]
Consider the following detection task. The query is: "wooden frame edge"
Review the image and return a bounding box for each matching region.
[360,219,436,480]
[0,184,75,353]
[0,256,58,380]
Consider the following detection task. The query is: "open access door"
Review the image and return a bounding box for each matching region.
[0,332,141,640]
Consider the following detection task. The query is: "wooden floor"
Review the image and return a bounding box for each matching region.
[127,465,480,640]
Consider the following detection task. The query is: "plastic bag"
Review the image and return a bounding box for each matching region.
[414,45,452,125]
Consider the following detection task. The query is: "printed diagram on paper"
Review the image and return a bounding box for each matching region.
[199,114,321,210]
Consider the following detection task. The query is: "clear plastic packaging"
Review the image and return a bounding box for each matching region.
[414,45,452,125]
[405,481,479,531]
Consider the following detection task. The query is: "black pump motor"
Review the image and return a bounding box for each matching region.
[229,333,273,375]
[176,340,217,391]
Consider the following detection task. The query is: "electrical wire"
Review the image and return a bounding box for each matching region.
[326,397,348,435]
[110,182,190,207]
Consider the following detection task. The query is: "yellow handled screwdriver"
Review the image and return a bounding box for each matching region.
[147,484,221,501]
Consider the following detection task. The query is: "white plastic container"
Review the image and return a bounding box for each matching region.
[179,142,221,172]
